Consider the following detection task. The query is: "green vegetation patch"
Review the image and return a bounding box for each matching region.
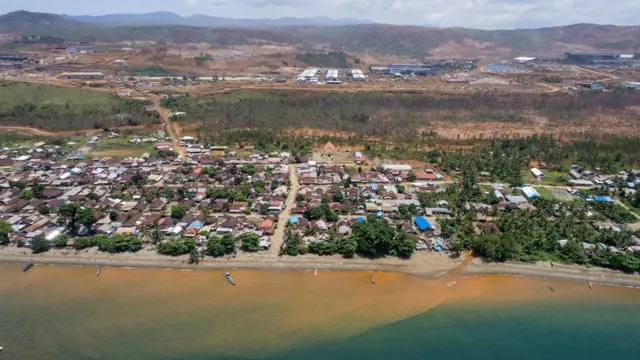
[0,82,160,131]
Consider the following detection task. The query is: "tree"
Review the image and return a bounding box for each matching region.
[131,172,146,188]
[240,233,261,252]
[30,234,50,254]
[188,247,200,264]
[304,206,324,220]
[58,203,78,228]
[38,204,50,215]
[54,235,69,248]
[164,188,175,200]
[0,232,9,246]
[0,221,12,234]
[171,204,188,220]
[109,211,119,221]
[19,191,33,200]
[406,172,417,182]
[325,208,339,222]
[395,232,417,258]
[351,217,396,258]
[337,236,357,258]
[295,194,305,202]
[205,236,227,257]
[332,191,345,203]
[157,238,196,256]
[32,184,45,199]
[75,207,97,230]
[151,220,163,244]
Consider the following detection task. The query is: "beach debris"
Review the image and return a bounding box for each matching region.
[547,283,555,292]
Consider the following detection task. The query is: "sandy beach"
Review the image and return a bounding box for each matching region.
[463,258,640,287]
[2,246,640,287]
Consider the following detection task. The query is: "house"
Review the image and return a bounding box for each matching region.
[216,217,237,233]
[530,167,544,179]
[521,186,541,199]
[414,216,433,231]
[260,219,274,235]
[569,170,581,179]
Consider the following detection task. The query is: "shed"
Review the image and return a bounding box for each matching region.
[521,187,540,199]
[530,168,544,179]
[414,217,433,231]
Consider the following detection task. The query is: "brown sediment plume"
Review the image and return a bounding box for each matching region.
[2,265,639,359]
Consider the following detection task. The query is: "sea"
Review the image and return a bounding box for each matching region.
[1,264,640,360]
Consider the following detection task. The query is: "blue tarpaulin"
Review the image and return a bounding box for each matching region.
[414,217,433,231]
[289,216,299,224]
[356,217,365,223]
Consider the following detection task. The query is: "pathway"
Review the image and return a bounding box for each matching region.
[150,94,185,159]
[269,164,299,254]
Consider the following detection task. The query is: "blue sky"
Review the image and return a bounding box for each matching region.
[2,0,640,29]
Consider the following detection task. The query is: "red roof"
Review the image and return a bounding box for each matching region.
[323,141,337,152]
[260,220,274,229]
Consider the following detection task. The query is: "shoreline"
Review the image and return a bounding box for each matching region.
[2,248,640,287]
[462,258,640,288]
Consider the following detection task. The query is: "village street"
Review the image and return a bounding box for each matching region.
[268,164,299,254]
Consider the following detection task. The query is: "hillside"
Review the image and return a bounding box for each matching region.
[0,11,301,45]
[64,12,372,27]
[1,11,640,57]
[286,24,640,58]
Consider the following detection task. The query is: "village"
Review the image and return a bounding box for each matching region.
[2,131,640,266]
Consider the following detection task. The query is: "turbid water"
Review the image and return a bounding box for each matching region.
[1,264,639,360]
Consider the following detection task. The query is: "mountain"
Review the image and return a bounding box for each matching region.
[0,10,85,31]
[1,11,639,57]
[286,23,640,57]
[63,12,372,28]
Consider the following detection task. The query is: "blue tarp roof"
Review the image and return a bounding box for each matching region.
[356,217,365,223]
[414,217,433,231]
[371,183,379,191]
[593,196,612,203]
[289,216,299,224]
[188,221,204,229]
[376,211,383,217]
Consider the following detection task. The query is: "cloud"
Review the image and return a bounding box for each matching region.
[183,0,640,28]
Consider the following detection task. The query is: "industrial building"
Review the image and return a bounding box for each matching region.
[349,69,366,81]
[295,68,320,83]
[325,69,341,84]
[57,72,105,80]
[0,55,28,62]
[564,52,638,65]
[0,63,23,70]
[369,64,436,76]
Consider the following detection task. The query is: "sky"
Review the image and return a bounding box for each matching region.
[2,0,640,29]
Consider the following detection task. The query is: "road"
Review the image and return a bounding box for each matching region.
[269,165,299,254]
[150,94,185,159]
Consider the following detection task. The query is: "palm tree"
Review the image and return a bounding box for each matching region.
[138,223,151,244]
[151,220,163,245]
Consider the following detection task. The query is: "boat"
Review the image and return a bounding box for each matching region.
[96,264,102,276]
[223,272,236,286]
[588,281,593,289]
[314,266,318,277]
[22,263,34,272]
[370,275,375,284]
[447,281,458,287]
[547,283,555,292]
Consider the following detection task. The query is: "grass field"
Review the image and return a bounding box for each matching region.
[89,138,156,158]
[534,187,554,199]
[0,82,117,110]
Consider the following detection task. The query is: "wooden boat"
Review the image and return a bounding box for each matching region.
[314,266,318,277]
[22,263,34,272]
[370,275,375,284]
[96,264,102,276]
[223,272,236,286]
[547,283,555,292]
[447,281,458,287]
[588,281,593,289]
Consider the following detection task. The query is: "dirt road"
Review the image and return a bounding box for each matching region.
[269,164,299,254]
[150,94,185,158]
